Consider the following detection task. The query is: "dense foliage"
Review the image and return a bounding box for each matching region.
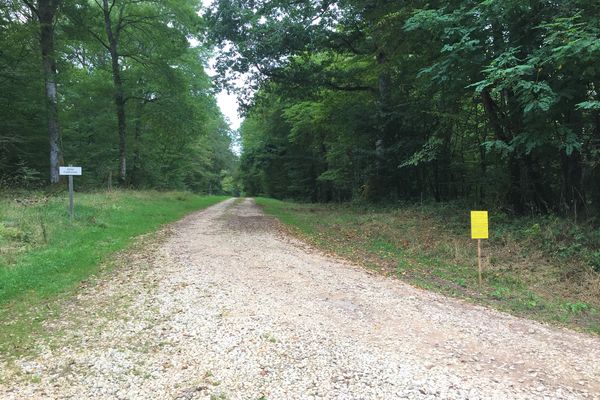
[208,0,600,215]
[0,0,237,193]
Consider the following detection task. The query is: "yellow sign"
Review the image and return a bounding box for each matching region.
[471,211,489,239]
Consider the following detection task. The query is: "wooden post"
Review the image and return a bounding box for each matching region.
[477,238,482,285]
[471,210,488,286]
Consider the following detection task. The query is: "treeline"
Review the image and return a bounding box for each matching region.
[1,0,237,193]
[207,0,600,215]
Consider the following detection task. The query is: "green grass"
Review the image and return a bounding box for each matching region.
[0,190,227,357]
[256,197,600,334]
[0,190,227,304]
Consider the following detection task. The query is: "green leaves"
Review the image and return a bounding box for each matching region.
[399,136,443,168]
[517,81,557,114]
[404,8,453,33]
[576,101,600,111]
[0,0,236,192]
[471,48,534,92]
[560,128,581,157]
[230,0,600,213]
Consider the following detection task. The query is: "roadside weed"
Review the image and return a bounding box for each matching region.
[256,198,600,334]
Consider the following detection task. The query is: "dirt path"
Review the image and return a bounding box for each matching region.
[1,198,599,399]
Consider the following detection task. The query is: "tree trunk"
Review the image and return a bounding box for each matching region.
[33,0,61,183]
[101,0,127,184]
[481,89,526,213]
[370,49,389,200]
[593,84,600,212]
[561,108,585,217]
[561,150,583,216]
[130,97,145,186]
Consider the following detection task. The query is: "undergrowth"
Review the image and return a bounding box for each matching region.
[256,197,600,335]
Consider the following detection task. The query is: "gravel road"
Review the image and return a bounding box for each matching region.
[1,198,599,399]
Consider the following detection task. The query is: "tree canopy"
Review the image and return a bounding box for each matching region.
[207,0,600,215]
[3,0,600,212]
[0,0,237,194]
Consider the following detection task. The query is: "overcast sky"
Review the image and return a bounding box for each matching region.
[214,87,242,131]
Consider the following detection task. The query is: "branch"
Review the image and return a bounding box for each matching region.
[324,82,375,93]
[253,61,375,93]
[481,88,510,141]
[339,36,369,56]
[114,1,125,41]
[253,62,286,80]
[118,14,163,33]
[119,52,148,65]
[87,28,110,51]
[109,0,116,16]
[303,0,332,30]
[125,95,160,104]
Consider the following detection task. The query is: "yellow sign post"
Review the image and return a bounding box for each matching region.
[470,211,488,285]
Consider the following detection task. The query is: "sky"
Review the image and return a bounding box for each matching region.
[214,86,242,131]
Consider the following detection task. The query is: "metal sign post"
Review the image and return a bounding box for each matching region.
[59,166,82,222]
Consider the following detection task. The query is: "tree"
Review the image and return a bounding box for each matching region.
[0,0,237,191]
[230,0,600,215]
[68,0,203,184]
[22,0,62,183]
[99,0,127,183]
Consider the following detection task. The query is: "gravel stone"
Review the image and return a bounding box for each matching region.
[1,198,599,399]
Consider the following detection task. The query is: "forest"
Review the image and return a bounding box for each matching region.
[1,0,237,193]
[2,0,600,215]
[208,0,600,216]
[1,0,600,374]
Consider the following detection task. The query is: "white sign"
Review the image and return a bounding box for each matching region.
[59,166,82,176]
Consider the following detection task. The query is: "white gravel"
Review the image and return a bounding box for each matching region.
[1,198,599,399]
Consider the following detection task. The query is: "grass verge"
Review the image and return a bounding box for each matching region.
[255,197,600,334]
[0,190,227,357]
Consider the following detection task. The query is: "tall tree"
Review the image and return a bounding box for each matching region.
[99,0,127,183]
[23,0,62,183]
[67,0,203,184]
[229,0,600,215]
[0,0,237,191]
